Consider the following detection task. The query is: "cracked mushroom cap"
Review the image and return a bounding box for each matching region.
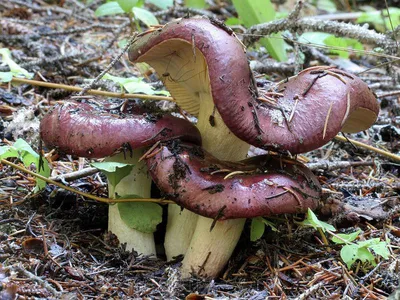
[40,100,202,158]
[145,142,321,220]
[129,17,379,154]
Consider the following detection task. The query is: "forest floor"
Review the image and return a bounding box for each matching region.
[0,0,400,299]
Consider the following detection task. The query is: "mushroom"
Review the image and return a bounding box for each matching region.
[128,17,379,276]
[145,141,321,277]
[40,99,201,256]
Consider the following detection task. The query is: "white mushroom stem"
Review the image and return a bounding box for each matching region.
[106,150,156,256]
[133,39,249,270]
[180,94,249,278]
[164,206,197,260]
[164,102,249,261]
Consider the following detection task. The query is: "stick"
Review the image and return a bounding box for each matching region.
[334,135,400,162]
[11,77,174,101]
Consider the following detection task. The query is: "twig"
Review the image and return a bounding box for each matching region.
[376,90,400,98]
[0,53,86,72]
[243,17,397,53]
[334,135,400,162]
[330,182,400,192]
[10,264,61,297]
[153,6,218,19]
[10,77,174,101]
[294,282,325,300]
[0,158,174,205]
[307,160,374,171]
[49,167,99,182]
[251,60,295,76]
[0,23,120,42]
[77,33,139,96]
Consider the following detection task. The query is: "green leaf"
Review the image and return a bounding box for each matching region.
[147,0,173,10]
[260,217,278,232]
[117,0,138,12]
[91,161,134,188]
[357,247,376,265]
[250,217,265,241]
[341,244,360,268]
[298,208,336,232]
[102,73,169,95]
[356,8,400,32]
[299,33,363,59]
[95,2,125,17]
[0,48,33,79]
[331,230,361,244]
[0,72,13,83]
[323,36,363,58]
[118,201,162,233]
[0,139,50,191]
[340,238,391,268]
[132,7,159,27]
[225,17,243,26]
[184,0,206,8]
[369,241,391,259]
[316,0,337,13]
[117,38,128,49]
[231,0,287,62]
[300,32,331,45]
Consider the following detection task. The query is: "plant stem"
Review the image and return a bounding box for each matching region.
[318,227,331,252]
[0,158,172,205]
[11,77,173,101]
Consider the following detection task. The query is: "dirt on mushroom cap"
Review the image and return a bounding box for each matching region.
[40,100,202,158]
[145,141,321,220]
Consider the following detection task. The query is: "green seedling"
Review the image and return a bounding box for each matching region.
[101,73,170,96]
[299,209,391,269]
[0,48,33,83]
[95,0,159,31]
[331,231,391,269]
[0,139,50,192]
[250,217,279,242]
[231,0,287,62]
[356,7,400,32]
[299,33,364,59]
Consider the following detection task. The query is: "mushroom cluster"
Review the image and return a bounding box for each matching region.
[128,17,379,278]
[40,16,379,280]
[40,99,201,256]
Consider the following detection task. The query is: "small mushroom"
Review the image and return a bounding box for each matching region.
[145,141,321,277]
[128,16,379,277]
[40,99,201,256]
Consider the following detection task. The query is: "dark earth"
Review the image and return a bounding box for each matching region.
[1,0,400,299]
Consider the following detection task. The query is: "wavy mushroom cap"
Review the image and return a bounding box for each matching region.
[129,17,379,154]
[145,142,321,220]
[40,100,202,158]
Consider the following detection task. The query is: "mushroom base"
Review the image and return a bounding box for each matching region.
[164,205,198,261]
[181,217,245,278]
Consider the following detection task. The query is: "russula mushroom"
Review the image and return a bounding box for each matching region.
[145,141,320,276]
[128,17,379,277]
[129,16,252,262]
[40,99,201,256]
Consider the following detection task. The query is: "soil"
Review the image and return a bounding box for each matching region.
[1,0,400,299]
